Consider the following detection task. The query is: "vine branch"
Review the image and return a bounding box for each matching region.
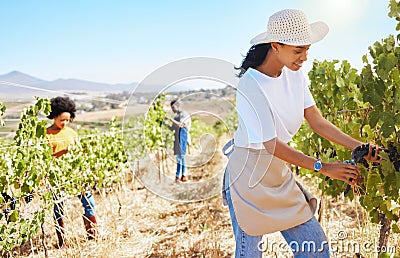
[360,105,372,138]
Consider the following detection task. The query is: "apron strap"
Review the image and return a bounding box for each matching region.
[222,139,234,158]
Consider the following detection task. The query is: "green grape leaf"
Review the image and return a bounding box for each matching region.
[392,223,400,233]
[381,122,395,138]
[9,210,19,222]
[368,110,380,128]
[379,252,391,258]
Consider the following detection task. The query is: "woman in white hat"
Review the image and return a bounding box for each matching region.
[224,9,380,257]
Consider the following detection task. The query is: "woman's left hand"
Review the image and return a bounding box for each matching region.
[363,143,382,163]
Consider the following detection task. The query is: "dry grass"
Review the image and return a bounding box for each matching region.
[10,174,234,258]
[9,172,400,258]
[8,139,400,258]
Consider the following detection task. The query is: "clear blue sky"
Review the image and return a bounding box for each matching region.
[0,0,397,84]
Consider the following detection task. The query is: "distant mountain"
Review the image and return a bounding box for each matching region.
[0,71,45,86]
[0,71,227,101]
[0,71,139,100]
[38,78,135,92]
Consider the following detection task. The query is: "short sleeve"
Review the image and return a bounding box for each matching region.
[236,75,277,144]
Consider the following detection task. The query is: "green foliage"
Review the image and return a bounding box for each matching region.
[358,15,400,228]
[361,34,399,141]
[0,98,128,253]
[293,60,367,197]
[123,115,147,160]
[298,57,400,224]
[379,252,392,258]
[213,110,238,136]
[294,3,400,238]
[54,118,128,195]
[190,118,217,141]
[0,98,53,252]
[0,102,5,127]
[144,94,172,152]
[389,0,400,33]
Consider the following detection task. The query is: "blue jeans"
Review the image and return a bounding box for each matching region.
[224,176,330,257]
[54,192,96,221]
[176,154,186,178]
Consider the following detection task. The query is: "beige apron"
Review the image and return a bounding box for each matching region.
[227,146,317,236]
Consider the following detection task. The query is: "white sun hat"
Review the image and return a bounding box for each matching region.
[250,9,329,46]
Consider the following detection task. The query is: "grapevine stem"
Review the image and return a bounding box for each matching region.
[393,83,399,142]
[41,222,48,258]
[359,106,372,138]
[116,193,122,217]
[158,150,162,182]
[318,187,325,224]
[161,148,168,180]
[325,107,370,116]
[378,213,391,252]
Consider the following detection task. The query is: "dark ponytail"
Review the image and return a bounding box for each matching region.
[235,43,273,77]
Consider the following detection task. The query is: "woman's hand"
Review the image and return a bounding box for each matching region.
[319,161,360,186]
[363,143,381,163]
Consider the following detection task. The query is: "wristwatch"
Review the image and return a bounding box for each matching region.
[313,158,323,172]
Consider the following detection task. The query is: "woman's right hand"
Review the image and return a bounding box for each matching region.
[319,161,360,186]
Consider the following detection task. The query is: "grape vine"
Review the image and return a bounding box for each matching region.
[0,102,5,127]
[293,0,400,253]
[0,98,128,254]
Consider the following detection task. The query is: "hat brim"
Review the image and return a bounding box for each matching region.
[310,21,329,44]
[250,21,329,46]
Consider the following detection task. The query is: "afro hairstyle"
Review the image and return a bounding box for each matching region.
[47,96,76,121]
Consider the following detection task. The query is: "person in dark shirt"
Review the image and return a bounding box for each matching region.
[167,99,191,182]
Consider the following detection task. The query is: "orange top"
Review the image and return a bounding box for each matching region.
[46,126,77,154]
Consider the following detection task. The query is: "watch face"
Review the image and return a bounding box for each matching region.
[314,162,322,170]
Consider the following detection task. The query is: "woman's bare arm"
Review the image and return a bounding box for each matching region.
[304,105,381,162]
[304,105,363,150]
[263,138,359,185]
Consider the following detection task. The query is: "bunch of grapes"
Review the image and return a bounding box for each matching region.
[1,192,34,222]
[24,193,34,203]
[388,143,399,172]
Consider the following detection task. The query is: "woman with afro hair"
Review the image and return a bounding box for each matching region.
[46,96,97,249]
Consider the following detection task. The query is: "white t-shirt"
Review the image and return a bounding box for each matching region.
[234,67,315,149]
